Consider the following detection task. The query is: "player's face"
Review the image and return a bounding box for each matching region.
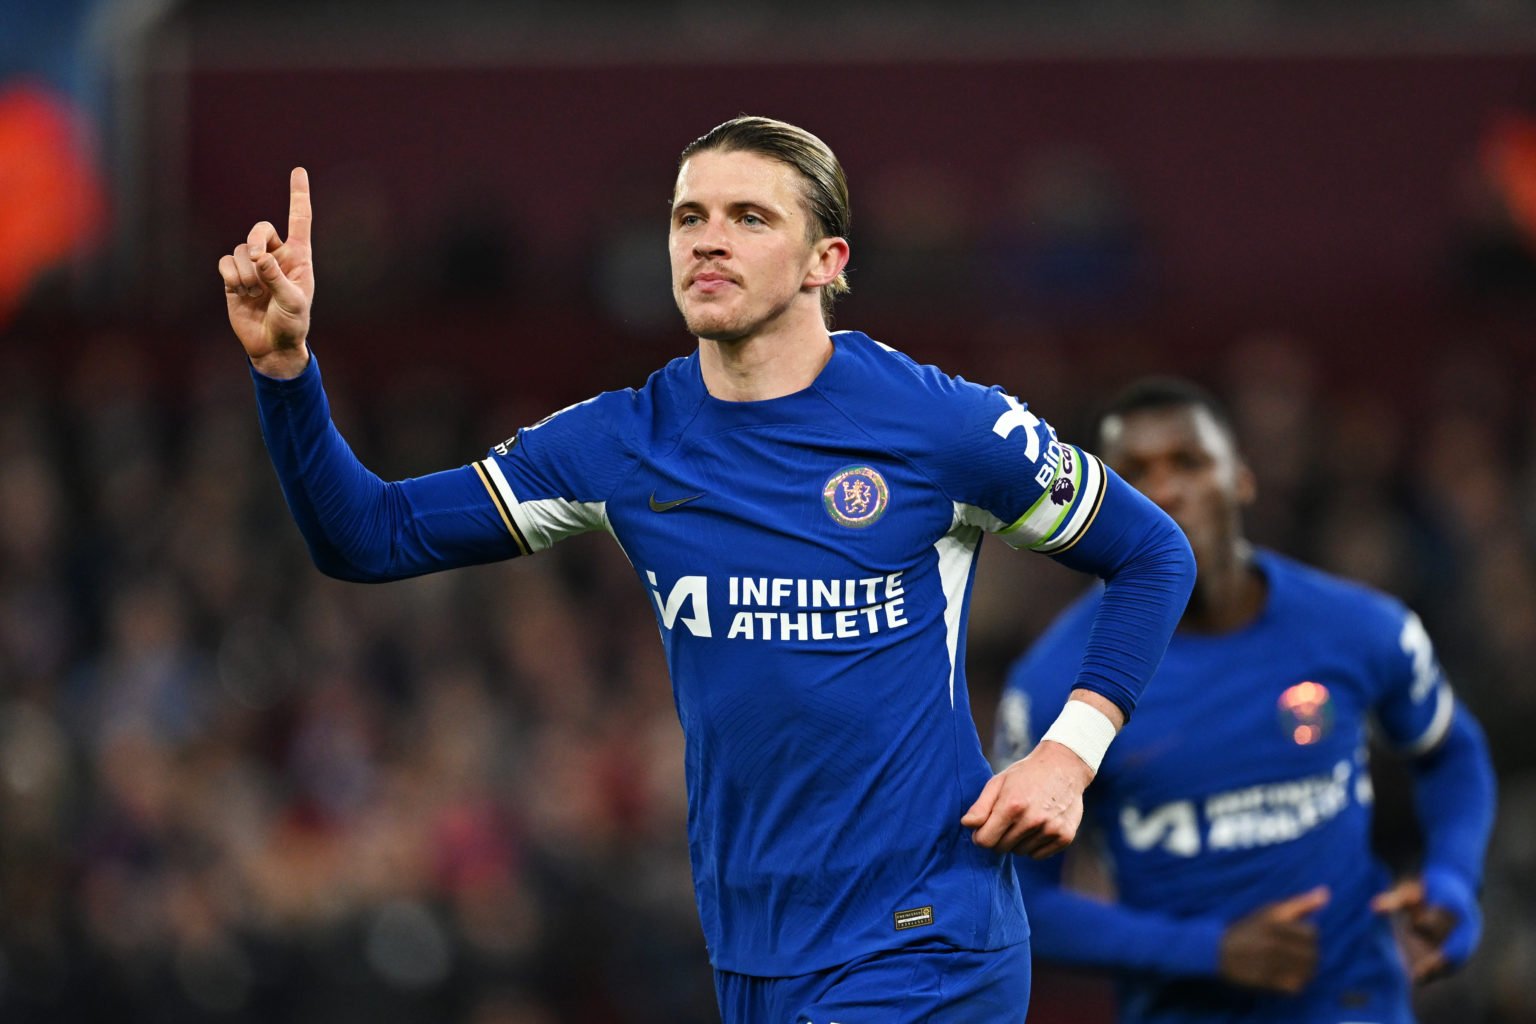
[669,149,832,342]
[1099,405,1255,567]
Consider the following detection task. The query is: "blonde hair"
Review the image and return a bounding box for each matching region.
[680,116,851,321]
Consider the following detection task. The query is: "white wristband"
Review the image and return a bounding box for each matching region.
[1040,700,1119,773]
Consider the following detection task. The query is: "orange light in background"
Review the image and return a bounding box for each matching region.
[0,81,107,329]
[1483,111,1536,250]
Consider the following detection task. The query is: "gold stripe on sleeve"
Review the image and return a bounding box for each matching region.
[474,461,531,556]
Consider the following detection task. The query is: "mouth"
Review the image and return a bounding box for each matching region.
[688,269,739,292]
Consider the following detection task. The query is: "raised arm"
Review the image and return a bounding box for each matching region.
[218,171,518,580]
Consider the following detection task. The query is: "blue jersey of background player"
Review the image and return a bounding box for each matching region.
[994,377,1496,1024]
[218,116,1196,1022]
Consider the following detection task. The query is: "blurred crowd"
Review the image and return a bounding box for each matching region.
[0,306,1532,1023]
[0,334,715,1022]
[1,8,1534,1013]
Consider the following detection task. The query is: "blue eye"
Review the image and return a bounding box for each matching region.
[742,214,763,226]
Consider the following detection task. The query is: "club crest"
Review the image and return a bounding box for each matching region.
[823,465,889,528]
[1276,681,1334,745]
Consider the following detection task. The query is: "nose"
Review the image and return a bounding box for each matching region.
[692,225,730,260]
[1139,465,1183,514]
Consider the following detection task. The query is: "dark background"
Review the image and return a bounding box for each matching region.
[2,2,1534,1021]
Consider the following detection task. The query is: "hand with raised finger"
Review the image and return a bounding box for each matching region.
[1218,886,1330,993]
[216,167,315,379]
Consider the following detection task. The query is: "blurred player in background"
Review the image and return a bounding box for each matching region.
[994,377,1496,1024]
[217,116,1195,1021]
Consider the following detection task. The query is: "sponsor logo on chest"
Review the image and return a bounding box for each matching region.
[1119,757,1369,857]
[644,572,911,641]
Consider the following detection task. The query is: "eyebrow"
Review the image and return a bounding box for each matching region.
[670,198,787,219]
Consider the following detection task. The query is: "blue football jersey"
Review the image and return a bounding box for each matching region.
[998,548,1455,1023]
[475,331,1109,974]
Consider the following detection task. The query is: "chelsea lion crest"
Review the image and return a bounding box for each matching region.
[823,465,889,528]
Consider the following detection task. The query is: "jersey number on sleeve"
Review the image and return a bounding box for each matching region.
[992,394,1061,490]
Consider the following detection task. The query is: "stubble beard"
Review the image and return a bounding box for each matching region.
[677,287,802,345]
[682,306,751,343]
[675,281,754,342]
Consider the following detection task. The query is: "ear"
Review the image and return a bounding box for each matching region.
[803,236,850,289]
[1235,457,1258,506]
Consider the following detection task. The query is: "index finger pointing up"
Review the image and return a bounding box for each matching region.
[288,166,312,245]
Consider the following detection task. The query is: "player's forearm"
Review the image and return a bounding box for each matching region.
[1410,704,1497,889]
[1022,878,1224,977]
[1050,469,1196,719]
[252,354,407,579]
[251,354,514,580]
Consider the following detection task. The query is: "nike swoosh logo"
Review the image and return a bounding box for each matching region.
[648,491,705,512]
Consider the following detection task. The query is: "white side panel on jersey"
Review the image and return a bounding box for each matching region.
[951,501,1006,534]
[516,497,609,550]
[934,520,983,708]
[481,458,606,551]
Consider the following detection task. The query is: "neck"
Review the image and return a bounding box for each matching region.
[698,320,834,402]
[1181,539,1266,634]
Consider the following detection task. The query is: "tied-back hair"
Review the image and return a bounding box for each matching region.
[679,115,852,322]
[1093,376,1239,449]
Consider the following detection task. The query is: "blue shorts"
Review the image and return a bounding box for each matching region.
[714,941,1031,1024]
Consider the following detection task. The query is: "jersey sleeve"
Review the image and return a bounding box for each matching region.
[1016,852,1226,977]
[915,376,1193,718]
[1375,603,1498,961]
[475,390,640,554]
[1372,606,1456,755]
[928,381,1109,555]
[252,354,522,581]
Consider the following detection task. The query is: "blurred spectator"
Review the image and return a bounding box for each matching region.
[587,171,686,336]
[978,147,1151,324]
[852,160,978,317]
